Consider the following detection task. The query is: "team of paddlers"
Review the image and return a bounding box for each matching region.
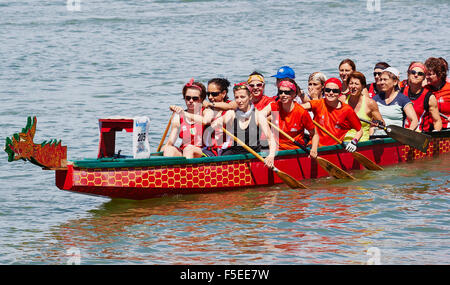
[161,57,450,168]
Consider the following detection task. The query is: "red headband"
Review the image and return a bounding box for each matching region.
[324,77,342,90]
[184,78,203,91]
[278,80,297,92]
[409,63,427,73]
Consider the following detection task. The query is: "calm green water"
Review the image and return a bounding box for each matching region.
[0,0,449,264]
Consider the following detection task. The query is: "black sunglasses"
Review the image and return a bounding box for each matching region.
[185,96,201,102]
[324,88,340,94]
[408,70,425,76]
[373,72,382,77]
[206,91,221,97]
[278,89,293,95]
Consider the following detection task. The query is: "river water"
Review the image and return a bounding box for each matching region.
[0,0,449,265]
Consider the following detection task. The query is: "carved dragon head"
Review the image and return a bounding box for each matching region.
[5,116,37,162]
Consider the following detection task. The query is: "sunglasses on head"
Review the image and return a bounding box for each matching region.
[248,83,264,88]
[206,91,221,97]
[373,72,382,77]
[324,88,340,94]
[278,89,293,95]
[408,70,425,76]
[185,96,201,102]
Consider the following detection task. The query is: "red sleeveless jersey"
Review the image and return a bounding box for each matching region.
[179,114,203,150]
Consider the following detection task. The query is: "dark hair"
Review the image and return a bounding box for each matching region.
[346,71,367,88]
[182,81,206,101]
[208,78,230,101]
[249,71,264,78]
[374,62,390,70]
[425,57,448,82]
[339,59,356,71]
[440,57,449,72]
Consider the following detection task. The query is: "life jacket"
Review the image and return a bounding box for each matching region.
[400,81,433,132]
[367,83,378,98]
[430,81,450,129]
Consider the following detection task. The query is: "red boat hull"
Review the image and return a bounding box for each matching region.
[56,135,450,200]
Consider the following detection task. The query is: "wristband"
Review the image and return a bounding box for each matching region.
[351,138,358,145]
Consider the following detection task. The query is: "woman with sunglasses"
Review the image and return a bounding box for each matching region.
[342,71,384,142]
[367,62,390,98]
[163,79,207,159]
[300,78,363,153]
[399,62,442,132]
[213,83,277,168]
[247,72,275,110]
[372,67,419,136]
[425,57,450,129]
[260,79,319,157]
[200,78,236,156]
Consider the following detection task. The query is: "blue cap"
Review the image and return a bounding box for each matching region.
[271,66,295,79]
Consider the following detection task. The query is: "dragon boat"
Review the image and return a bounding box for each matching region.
[5,116,450,200]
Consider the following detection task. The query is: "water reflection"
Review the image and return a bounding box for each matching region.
[16,155,449,264]
[43,183,381,264]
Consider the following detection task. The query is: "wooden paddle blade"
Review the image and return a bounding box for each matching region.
[316,157,356,179]
[352,152,383,171]
[274,167,308,189]
[385,125,431,153]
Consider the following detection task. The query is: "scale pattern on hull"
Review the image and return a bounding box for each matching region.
[73,161,255,189]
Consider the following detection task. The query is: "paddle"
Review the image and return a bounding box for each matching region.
[221,127,308,189]
[360,118,431,153]
[267,121,355,180]
[156,112,175,152]
[312,120,384,171]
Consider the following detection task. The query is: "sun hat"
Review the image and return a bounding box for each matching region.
[271,66,295,79]
[383,67,400,78]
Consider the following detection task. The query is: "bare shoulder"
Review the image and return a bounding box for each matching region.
[366,96,380,110]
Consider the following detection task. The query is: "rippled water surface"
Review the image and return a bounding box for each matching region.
[0,0,449,264]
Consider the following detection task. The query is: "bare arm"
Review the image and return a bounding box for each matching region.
[308,127,319,159]
[212,110,235,130]
[403,103,419,131]
[256,110,276,168]
[164,114,180,147]
[204,100,238,111]
[428,95,443,131]
[367,98,385,135]
[353,127,364,142]
[170,105,215,125]
[300,102,312,110]
[297,89,310,103]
